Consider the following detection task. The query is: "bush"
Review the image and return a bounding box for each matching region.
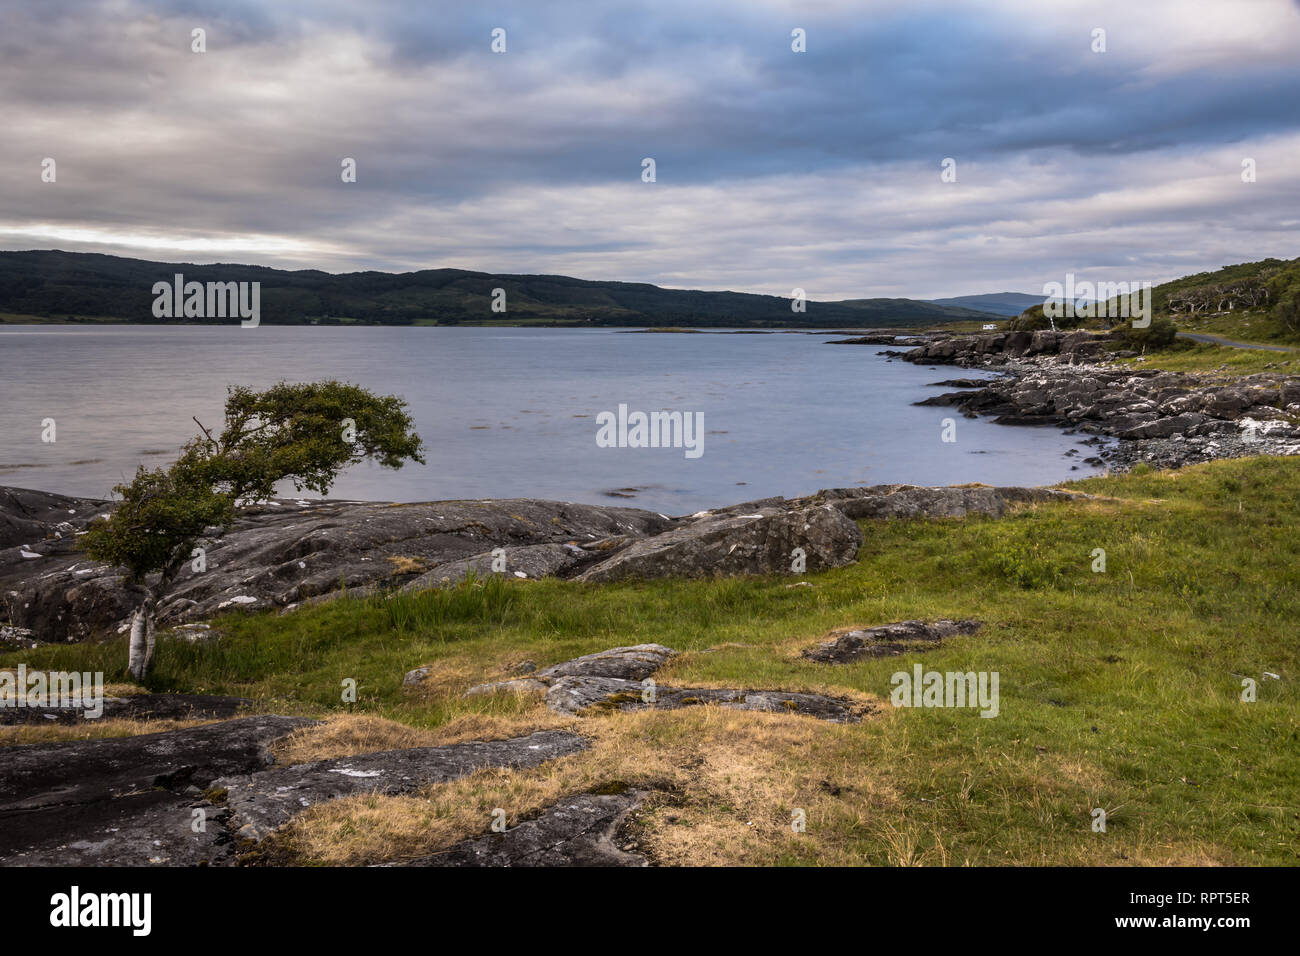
[1010,302,1089,332]
[1122,316,1178,349]
[1009,306,1051,332]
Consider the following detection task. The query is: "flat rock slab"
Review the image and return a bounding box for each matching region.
[546,675,865,723]
[0,714,313,864]
[216,729,590,843]
[398,791,649,867]
[464,643,677,696]
[0,692,251,725]
[0,489,674,642]
[467,643,863,722]
[803,619,983,663]
[2,790,237,867]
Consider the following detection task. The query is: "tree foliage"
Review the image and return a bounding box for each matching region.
[1122,316,1178,349]
[1266,264,1300,333]
[82,381,424,677]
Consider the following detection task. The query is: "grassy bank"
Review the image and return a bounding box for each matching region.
[1116,341,1298,375]
[5,457,1298,866]
[1175,310,1300,348]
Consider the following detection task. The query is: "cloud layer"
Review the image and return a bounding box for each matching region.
[2,0,1298,298]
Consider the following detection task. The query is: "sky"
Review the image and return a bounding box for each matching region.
[2,0,1298,300]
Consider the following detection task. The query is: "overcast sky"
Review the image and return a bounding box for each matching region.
[2,0,1298,299]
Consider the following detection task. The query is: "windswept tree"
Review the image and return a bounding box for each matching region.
[1267,264,1300,334]
[83,381,424,679]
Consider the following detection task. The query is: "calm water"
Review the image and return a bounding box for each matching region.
[0,325,1102,514]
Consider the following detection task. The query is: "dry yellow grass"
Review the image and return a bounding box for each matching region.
[398,658,483,697]
[277,694,1227,868]
[271,711,577,764]
[0,717,218,746]
[385,555,428,575]
[281,704,900,866]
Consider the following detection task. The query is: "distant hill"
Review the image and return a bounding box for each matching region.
[0,251,1002,329]
[938,259,1300,321]
[926,292,1045,316]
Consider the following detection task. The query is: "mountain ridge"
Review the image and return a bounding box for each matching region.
[0,250,1001,329]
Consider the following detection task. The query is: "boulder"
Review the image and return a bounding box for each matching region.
[534,644,676,681]
[465,644,675,696]
[1117,413,1208,440]
[575,505,861,583]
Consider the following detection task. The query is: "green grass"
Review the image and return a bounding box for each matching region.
[7,457,1300,865]
[1174,308,1300,347]
[1114,341,1299,375]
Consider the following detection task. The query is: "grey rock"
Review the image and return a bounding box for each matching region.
[536,643,676,681]
[216,730,590,843]
[463,677,550,697]
[545,675,865,723]
[401,542,585,591]
[0,624,35,649]
[464,643,675,696]
[0,486,104,550]
[0,490,675,642]
[3,793,237,867]
[466,643,862,722]
[0,715,313,865]
[575,506,861,583]
[885,340,1300,472]
[398,790,649,867]
[402,666,432,687]
[0,692,251,725]
[1117,413,1207,440]
[803,619,983,663]
[809,485,1078,520]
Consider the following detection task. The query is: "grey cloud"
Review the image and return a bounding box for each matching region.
[0,0,1297,298]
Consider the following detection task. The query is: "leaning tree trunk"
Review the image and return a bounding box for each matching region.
[127,593,158,681]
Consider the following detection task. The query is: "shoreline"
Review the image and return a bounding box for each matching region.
[852,329,1300,472]
[5,327,1300,647]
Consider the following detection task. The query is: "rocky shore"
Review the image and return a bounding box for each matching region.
[1,481,1077,645]
[847,329,1300,472]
